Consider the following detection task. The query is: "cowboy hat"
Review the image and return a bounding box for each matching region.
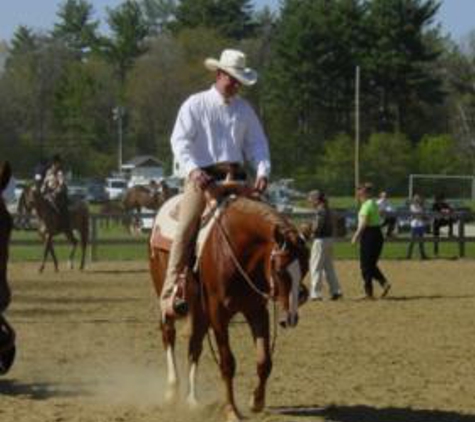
[204,49,258,86]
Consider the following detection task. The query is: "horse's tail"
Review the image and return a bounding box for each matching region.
[79,203,90,247]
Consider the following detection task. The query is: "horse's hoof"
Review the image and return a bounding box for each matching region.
[249,395,265,413]
[186,395,199,409]
[225,406,242,422]
[164,386,178,404]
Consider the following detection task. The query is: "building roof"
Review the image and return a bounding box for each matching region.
[124,155,162,168]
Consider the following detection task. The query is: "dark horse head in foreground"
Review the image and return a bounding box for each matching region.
[0,161,17,374]
[18,184,89,272]
[149,194,309,422]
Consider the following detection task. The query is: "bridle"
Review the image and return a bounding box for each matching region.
[213,211,300,302]
[205,212,300,359]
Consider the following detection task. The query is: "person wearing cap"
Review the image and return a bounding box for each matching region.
[308,190,343,301]
[33,158,49,185]
[161,49,271,318]
[352,183,391,299]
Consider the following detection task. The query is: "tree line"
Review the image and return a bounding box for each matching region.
[0,0,474,195]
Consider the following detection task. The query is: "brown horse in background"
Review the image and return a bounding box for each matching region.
[0,161,16,374]
[18,184,89,272]
[149,195,309,422]
[123,181,176,232]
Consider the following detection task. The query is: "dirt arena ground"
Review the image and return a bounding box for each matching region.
[1,259,474,422]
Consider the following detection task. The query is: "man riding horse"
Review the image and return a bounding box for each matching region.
[41,154,73,235]
[161,48,270,319]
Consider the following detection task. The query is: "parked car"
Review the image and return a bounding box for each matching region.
[267,184,293,213]
[14,179,30,203]
[139,207,156,233]
[68,182,88,202]
[105,178,128,201]
[86,181,108,203]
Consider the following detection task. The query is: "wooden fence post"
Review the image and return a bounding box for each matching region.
[459,214,466,258]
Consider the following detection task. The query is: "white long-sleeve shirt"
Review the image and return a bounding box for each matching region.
[171,85,271,178]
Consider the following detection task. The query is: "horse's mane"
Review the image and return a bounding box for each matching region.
[228,197,298,238]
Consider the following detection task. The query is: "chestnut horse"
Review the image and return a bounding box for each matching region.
[149,195,309,422]
[0,161,16,374]
[18,184,89,272]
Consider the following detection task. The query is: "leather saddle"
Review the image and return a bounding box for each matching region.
[149,181,257,257]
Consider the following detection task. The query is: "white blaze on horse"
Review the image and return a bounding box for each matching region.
[149,187,309,422]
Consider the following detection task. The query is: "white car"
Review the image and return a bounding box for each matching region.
[105,178,128,201]
[139,208,156,232]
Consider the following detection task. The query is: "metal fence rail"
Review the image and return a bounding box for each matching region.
[10,210,475,260]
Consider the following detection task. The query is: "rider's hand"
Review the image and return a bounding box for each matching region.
[254,176,268,193]
[189,169,213,191]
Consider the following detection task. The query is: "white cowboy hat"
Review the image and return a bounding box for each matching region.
[204,49,258,86]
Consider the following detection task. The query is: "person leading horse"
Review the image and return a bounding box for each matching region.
[160,49,270,319]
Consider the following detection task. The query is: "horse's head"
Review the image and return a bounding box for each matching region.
[0,162,18,374]
[18,183,36,215]
[0,162,13,313]
[270,226,309,329]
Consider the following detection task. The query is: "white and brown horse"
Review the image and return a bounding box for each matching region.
[149,193,309,421]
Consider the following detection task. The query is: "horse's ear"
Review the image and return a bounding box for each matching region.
[0,161,12,192]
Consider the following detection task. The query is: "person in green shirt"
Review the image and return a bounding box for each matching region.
[351,183,391,299]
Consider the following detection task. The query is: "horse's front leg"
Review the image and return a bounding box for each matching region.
[49,241,59,272]
[245,307,272,413]
[161,318,179,403]
[187,304,208,407]
[40,234,55,273]
[212,315,241,422]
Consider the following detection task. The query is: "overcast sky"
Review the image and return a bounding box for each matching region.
[0,0,474,43]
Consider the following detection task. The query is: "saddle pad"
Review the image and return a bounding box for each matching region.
[149,194,223,262]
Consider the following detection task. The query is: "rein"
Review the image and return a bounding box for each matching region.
[213,208,281,301]
[207,204,286,356]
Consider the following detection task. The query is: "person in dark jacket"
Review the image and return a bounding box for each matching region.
[432,193,455,256]
[308,190,342,301]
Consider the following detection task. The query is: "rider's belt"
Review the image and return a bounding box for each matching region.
[202,163,247,181]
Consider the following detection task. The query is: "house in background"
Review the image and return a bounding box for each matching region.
[121,155,164,187]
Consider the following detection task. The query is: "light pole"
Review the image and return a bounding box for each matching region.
[354,66,361,194]
[113,106,125,173]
